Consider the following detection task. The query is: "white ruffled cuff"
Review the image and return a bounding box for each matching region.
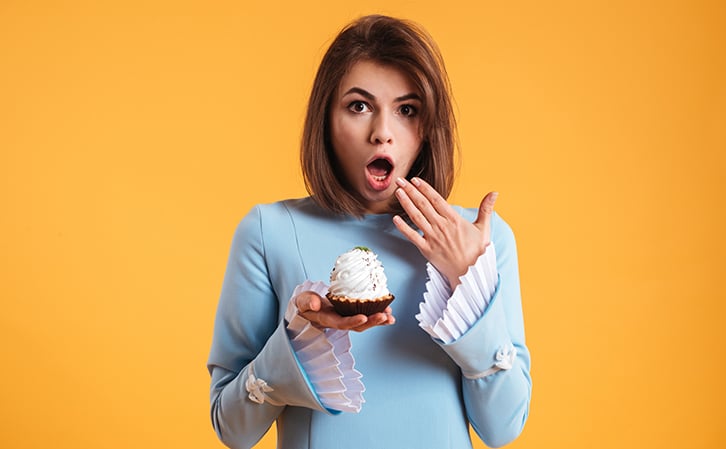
[284,281,365,413]
[416,243,498,344]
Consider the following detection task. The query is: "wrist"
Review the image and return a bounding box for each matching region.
[447,275,461,290]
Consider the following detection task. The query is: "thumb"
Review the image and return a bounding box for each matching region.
[473,191,498,229]
[295,291,322,313]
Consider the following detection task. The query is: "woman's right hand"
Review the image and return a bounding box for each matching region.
[294,291,395,332]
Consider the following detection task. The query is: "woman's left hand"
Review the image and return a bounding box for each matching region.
[392,177,497,289]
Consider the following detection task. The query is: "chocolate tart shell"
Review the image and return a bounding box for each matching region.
[326,293,395,317]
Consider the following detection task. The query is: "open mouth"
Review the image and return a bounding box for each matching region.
[367,157,393,182]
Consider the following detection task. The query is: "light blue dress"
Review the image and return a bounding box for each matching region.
[207,197,531,449]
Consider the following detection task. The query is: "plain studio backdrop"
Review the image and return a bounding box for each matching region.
[1,1,724,448]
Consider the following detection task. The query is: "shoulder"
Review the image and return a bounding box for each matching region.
[252,197,324,219]
[234,197,334,244]
[228,198,319,264]
[239,197,317,226]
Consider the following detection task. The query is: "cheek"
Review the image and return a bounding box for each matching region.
[335,123,355,143]
[331,118,360,155]
[401,127,424,156]
[399,133,424,173]
[398,118,422,143]
[330,119,363,178]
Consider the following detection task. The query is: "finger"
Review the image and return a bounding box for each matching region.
[336,314,369,329]
[300,309,368,329]
[295,291,322,313]
[395,185,435,235]
[473,192,498,240]
[351,312,394,332]
[383,311,396,325]
[396,178,448,227]
[409,177,458,221]
[392,214,428,250]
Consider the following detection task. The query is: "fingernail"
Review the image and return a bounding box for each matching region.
[411,177,421,186]
[396,177,406,187]
[491,192,499,202]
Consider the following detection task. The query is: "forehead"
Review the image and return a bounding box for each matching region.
[337,60,419,98]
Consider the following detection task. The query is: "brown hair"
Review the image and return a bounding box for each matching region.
[301,14,457,216]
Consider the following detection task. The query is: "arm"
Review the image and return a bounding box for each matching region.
[207,206,332,449]
[284,280,365,414]
[437,219,530,447]
[393,177,531,447]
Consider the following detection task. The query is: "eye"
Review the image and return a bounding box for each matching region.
[348,101,371,113]
[399,104,418,118]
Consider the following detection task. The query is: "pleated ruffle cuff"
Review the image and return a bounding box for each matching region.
[284,280,365,413]
[416,243,498,344]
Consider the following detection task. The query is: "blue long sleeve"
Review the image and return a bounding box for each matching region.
[207,206,330,449]
[207,198,531,449]
[439,213,531,447]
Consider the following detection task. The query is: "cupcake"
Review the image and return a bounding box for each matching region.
[326,246,395,316]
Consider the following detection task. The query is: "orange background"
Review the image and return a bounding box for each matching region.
[2,1,725,448]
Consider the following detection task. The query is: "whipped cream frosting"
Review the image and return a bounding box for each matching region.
[328,247,391,299]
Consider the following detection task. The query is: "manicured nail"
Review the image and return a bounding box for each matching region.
[411,177,421,186]
[396,177,406,187]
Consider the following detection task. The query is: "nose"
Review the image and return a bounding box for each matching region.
[369,111,394,145]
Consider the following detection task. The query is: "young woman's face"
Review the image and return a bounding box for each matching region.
[329,60,423,214]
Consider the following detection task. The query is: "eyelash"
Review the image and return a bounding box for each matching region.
[348,101,371,113]
[346,101,419,118]
[399,104,418,118]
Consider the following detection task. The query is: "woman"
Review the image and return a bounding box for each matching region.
[208,14,531,449]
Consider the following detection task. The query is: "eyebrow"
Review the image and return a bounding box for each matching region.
[342,87,422,103]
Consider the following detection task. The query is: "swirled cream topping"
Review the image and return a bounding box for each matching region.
[328,246,390,299]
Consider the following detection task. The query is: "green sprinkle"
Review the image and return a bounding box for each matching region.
[353,246,371,252]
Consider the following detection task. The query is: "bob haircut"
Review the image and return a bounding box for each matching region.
[301,14,457,217]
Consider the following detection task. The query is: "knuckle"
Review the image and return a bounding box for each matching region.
[413,197,429,209]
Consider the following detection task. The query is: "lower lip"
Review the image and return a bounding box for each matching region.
[366,171,392,191]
